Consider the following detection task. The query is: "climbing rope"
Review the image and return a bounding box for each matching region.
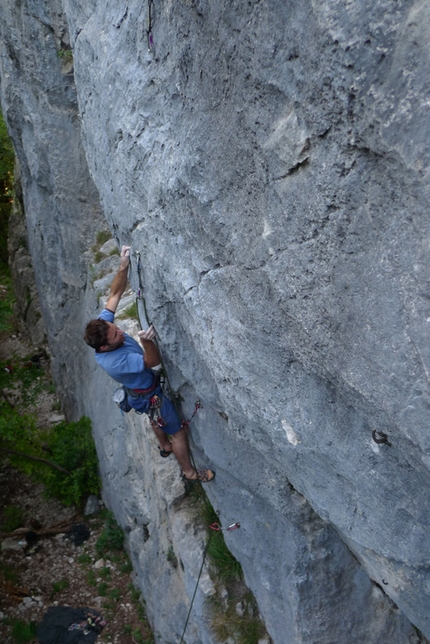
[131,251,201,459]
[130,250,242,644]
[179,522,241,644]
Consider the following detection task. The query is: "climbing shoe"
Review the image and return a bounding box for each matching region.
[182,469,216,483]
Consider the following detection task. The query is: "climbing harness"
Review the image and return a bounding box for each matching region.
[147,0,154,50]
[132,250,201,427]
[130,250,240,643]
[113,375,160,415]
[372,429,392,447]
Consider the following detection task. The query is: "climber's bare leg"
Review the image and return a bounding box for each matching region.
[170,427,195,478]
[150,422,172,454]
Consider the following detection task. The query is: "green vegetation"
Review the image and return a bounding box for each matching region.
[97,581,109,596]
[0,561,19,584]
[93,250,105,264]
[93,230,112,249]
[39,416,100,506]
[120,559,133,574]
[0,273,101,508]
[109,587,122,602]
[91,230,115,265]
[85,569,97,587]
[57,48,73,60]
[187,491,268,644]
[95,511,124,556]
[198,496,243,583]
[75,517,154,644]
[1,504,24,531]
[0,270,15,333]
[9,619,36,644]
[166,545,178,568]
[211,591,266,644]
[0,299,100,508]
[50,578,69,597]
[116,301,138,320]
[77,553,92,565]
[131,629,152,644]
[0,391,100,507]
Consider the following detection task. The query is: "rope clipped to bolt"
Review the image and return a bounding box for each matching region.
[131,251,201,445]
[179,521,241,644]
[130,251,241,644]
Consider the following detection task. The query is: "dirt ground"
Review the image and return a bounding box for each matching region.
[0,331,154,644]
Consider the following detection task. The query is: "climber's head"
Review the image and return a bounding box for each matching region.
[84,319,125,352]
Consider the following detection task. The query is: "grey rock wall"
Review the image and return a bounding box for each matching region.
[0,0,105,417]
[8,162,45,346]
[1,0,429,642]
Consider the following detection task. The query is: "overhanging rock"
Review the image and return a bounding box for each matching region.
[1,0,429,642]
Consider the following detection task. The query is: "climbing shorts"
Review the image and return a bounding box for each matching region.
[113,385,181,435]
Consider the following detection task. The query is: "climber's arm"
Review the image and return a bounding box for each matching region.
[138,325,161,368]
[105,245,131,313]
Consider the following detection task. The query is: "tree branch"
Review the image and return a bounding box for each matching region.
[0,446,70,474]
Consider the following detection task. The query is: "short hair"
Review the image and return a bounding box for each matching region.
[84,319,110,350]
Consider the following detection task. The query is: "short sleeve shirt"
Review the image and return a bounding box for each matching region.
[95,309,155,390]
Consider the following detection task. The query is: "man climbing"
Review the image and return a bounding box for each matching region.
[84,245,215,483]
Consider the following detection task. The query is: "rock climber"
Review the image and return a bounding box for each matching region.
[83,245,215,483]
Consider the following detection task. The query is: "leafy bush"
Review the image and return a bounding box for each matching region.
[39,417,100,506]
[0,403,100,507]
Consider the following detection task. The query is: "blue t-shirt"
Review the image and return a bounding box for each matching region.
[95,309,155,390]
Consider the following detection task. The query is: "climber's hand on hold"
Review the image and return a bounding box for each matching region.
[138,325,156,342]
[120,245,131,269]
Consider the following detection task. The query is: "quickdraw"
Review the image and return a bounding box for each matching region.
[210,522,240,532]
[149,395,167,428]
[181,400,202,429]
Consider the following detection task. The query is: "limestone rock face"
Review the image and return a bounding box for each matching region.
[1,1,429,643]
[8,163,45,346]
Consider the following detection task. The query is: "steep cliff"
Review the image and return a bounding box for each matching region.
[1,1,429,643]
